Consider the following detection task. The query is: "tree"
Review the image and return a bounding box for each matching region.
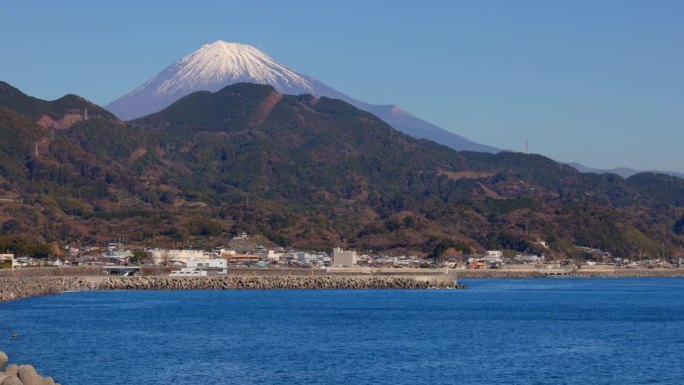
[1,220,20,235]
[429,239,457,262]
[186,219,223,236]
[129,250,151,265]
[33,243,51,259]
[674,216,684,235]
[50,243,65,260]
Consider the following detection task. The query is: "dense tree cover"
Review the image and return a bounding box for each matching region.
[0,235,53,258]
[0,81,682,258]
[675,216,684,235]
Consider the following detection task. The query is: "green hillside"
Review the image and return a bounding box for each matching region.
[0,81,682,259]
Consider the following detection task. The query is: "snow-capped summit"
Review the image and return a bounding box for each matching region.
[106,41,319,120]
[153,41,317,97]
[106,41,499,153]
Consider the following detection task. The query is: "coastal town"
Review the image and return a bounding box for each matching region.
[2,232,683,277]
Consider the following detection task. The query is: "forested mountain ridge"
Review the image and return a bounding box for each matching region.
[1,81,682,259]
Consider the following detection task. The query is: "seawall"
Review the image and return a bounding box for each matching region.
[0,277,93,302]
[96,275,459,290]
[0,274,460,303]
[456,268,684,278]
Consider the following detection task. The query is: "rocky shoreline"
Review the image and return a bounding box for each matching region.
[0,352,59,385]
[3,269,684,302]
[3,268,684,302]
[456,268,684,279]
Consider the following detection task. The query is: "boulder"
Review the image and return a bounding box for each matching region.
[0,351,7,369]
[17,365,43,385]
[0,374,22,385]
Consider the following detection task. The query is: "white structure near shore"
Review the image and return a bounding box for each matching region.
[333,248,357,267]
[0,254,16,269]
[258,250,282,261]
[170,258,227,276]
[149,249,228,275]
[149,249,206,265]
[187,258,227,274]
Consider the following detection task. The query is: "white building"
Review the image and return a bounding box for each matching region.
[484,250,503,264]
[333,247,357,267]
[0,253,16,269]
[217,249,236,257]
[514,254,541,264]
[104,249,132,262]
[486,250,503,259]
[149,249,206,265]
[258,250,281,261]
[187,258,227,274]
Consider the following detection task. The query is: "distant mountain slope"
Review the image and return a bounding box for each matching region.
[568,162,684,179]
[0,81,116,123]
[106,40,498,153]
[1,81,683,258]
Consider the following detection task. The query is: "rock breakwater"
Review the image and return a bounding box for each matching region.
[0,352,59,385]
[97,275,460,290]
[0,275,460,303]
[0,277,93,302]
[455,268,684,278]
[569,269,684,278]
[457,270,547,278]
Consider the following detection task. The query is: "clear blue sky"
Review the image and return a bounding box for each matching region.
[2,0,682,172]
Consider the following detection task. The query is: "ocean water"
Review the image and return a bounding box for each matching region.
[1,278,683,385]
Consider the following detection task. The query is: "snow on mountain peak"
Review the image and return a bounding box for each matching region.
[107,40,322,120]
[151,40,316,97]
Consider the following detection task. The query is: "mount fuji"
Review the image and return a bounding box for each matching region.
[106,40,499,153]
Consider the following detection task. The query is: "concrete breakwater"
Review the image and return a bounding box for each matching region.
[457,270,547,278]
[0,352,59,385]
[568,269,684,278]
[0,275,460,303]
[98,275,461,290]
[456,268,684,278]
[0,277,93,302]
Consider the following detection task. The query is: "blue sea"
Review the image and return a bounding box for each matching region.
[1,278,683,384]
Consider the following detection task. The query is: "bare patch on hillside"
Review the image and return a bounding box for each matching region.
[478,183,504,200]
[37,113,84,130]
[252,92,283,126]
[438,169,494,180]
[128,147,147,164]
